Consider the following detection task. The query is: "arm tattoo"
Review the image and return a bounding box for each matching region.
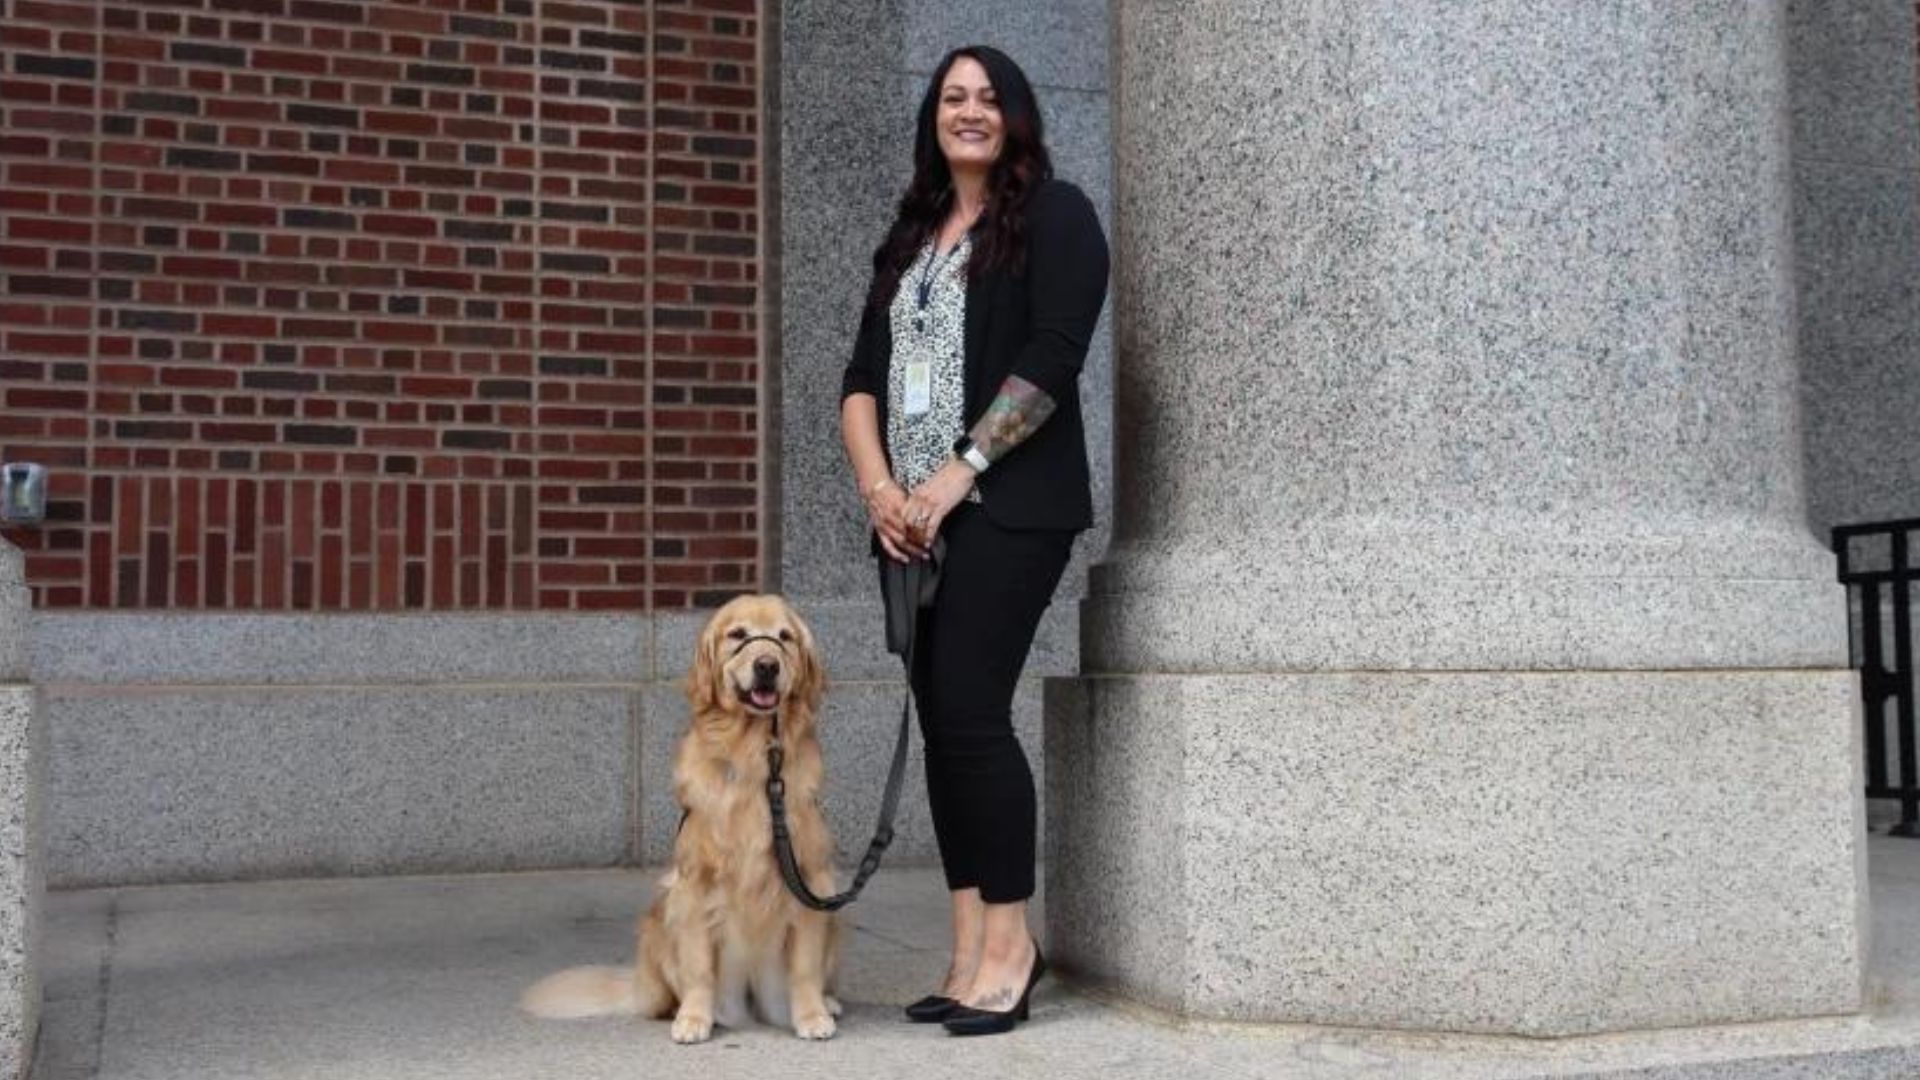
[968,374,1056,464]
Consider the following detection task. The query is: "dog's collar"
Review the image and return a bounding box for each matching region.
[727,632,790,659]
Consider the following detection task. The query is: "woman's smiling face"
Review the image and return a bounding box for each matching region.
[935,56,1003,172]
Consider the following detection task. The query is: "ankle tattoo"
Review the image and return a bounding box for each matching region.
[976,986,1017,1011]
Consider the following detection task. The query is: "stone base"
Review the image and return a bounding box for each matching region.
[0,687,40,1080]
[33,609,1070,886]
[1044,669,1867,1036]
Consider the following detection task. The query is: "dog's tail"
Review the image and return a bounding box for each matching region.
[520,965,656,1019]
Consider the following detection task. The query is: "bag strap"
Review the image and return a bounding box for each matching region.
[764,571,923,912]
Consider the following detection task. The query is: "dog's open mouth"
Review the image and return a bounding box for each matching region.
[739,686,780,712]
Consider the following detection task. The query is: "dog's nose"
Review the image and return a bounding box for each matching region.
[753,656,780,682]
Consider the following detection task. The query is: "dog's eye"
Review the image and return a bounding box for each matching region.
[778,629,793,642]
[726,627,746,640]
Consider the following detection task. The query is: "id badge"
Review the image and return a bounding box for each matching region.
[903,361,932,417]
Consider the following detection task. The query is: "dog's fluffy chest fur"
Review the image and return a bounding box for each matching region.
[673,722,830,896]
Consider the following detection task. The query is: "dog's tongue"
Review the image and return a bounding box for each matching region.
[751,688,779,710]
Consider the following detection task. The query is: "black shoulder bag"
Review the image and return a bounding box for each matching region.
[766,537,943,911]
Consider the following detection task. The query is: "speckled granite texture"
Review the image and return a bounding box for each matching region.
[776,0,909,603]
[31,614,649,685]
[1083,522,1848,673]
[1791,0,1920,534]
[0,689,36,1080]
[1047,672,1868,1036]
[43,685,634,888]
[1049,0,1871,1037]
[0,542,39,1080]
[1093,0,1841,671]
[0,548,22,684]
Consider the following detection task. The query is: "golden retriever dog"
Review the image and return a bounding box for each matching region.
[521,594,841,1043]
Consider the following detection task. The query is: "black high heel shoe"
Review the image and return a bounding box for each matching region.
[941,945,1047,1036]
[902,994,958,1023]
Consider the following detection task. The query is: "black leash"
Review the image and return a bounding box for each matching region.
[763,550,935,912]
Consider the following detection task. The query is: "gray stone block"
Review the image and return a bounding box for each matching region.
[1787,1,1920,538]
[905,0,1109,92]
[0,546,22,684]
[634,685,681,864]
[44,686,634,887]
[647,611,705,683]
[30,614,649,686]
[1046,670,1867,1035]
[0,688,38,1080]
[772,83,877,601]
[778,36,913,602]
[780,0,903,76]
[1794,158,1920,534]
[1029,82,1116,588]
[1787,0,1920,170]
[1794,157,1920,359]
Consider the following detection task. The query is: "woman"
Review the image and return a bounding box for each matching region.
[838,45,1108,1037]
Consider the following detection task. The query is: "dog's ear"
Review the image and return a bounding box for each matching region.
[684,610,723,715]
[787,603,826,714]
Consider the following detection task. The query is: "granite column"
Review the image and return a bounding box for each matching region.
[1046,1,1867,1035]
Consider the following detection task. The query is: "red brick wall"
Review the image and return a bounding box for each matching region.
[0,0,762,610]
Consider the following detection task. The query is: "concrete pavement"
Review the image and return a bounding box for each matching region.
[29,837,1920,1079]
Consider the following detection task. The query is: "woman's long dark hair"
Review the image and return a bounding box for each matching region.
[864,46,1053,312]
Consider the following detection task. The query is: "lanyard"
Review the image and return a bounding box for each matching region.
[915,238,965,310]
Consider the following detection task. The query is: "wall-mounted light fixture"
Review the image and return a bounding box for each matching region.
[0,463,47,526]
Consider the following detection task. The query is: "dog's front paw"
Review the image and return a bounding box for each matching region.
[671,1010,714,1044]
[793,1010,837,1040]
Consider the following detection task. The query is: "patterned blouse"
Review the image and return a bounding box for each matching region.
[886,235,980,503]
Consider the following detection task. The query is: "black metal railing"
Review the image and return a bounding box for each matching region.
[1835,517,1920,837]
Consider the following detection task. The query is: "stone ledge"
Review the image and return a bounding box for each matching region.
[30,614,650,686]
[1080,573,1848,673]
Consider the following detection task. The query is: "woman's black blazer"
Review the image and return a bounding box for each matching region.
[840,178,1110,533]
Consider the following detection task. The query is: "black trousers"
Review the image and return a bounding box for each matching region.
[907,501,1074,904]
